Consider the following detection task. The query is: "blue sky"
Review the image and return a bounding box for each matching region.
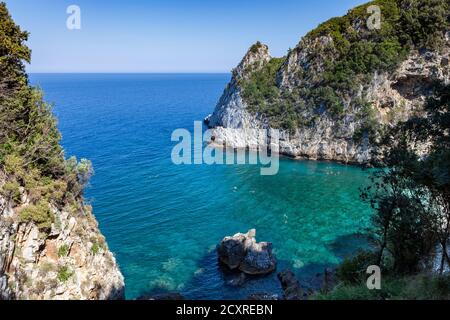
[5,0,367,73]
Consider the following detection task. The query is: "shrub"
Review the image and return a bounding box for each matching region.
[19,199,54,231]
[3,154,25,177]
[91,243,100,255]
[241,57,285,109]
[57,266,73,283]
[353,101,379,142]
[249,41,263,54]
[1,180,21,203]
[313,274,450,300]
[312,276,406,300]
[58,244,69,258]
[313,86,345,116]
[336,250,379,285]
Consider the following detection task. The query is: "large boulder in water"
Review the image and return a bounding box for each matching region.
[239,241,276,275]
[217,229,276,275]
[217,231,251,269]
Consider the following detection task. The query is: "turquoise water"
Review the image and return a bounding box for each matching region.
[30,74,373,299]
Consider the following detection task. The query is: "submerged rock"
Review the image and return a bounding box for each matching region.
[278,269,303,300]
[217,229,276,275]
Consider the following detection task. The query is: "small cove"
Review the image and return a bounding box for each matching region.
[31,73,373,299]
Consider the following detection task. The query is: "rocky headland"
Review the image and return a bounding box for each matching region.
[206,0,450,164]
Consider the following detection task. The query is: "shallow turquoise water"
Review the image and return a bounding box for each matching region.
[30,74,372,299]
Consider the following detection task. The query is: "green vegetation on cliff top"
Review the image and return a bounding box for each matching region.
[240,0,449,131]
[0,2,92,232]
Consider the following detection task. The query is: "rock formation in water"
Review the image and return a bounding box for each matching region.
[0,3,124,300]
[206,0,450,164]
[217,229,276,275]
[277,269,304,300]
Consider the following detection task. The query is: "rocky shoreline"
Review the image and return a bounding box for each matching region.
[203,125,374,168]
[141,229,337,301]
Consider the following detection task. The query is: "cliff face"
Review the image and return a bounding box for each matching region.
[0,3,125,300]
[208,42,271,130]
[207,1,450,164]
[0,172,124,300]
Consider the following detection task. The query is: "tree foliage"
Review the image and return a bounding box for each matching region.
[362,82,450,274]
[0,2,30,97]
[0,2,93,231]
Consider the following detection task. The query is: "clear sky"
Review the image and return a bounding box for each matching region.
[5,0,367,73]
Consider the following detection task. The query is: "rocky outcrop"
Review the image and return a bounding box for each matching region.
[217,229,276,275]
[206,23,450,164]
[278,269,303,300]
[0,176,124,300]
[206,43,270,130]
[0,2,124,301]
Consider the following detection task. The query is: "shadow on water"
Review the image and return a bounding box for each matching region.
[328,232,372,259]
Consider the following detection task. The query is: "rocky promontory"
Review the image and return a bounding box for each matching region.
[206,1,450,164]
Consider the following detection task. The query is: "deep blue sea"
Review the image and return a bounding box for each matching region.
[30,74,373,300]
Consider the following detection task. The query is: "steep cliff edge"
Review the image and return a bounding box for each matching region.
[0,3,124,299]
[207,0,450,164]
[0,177,124,300]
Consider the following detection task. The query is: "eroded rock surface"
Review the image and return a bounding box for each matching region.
[217,229,276,275]
[278,269,303,300]
[206,28,449,164]
[0,175,124,300]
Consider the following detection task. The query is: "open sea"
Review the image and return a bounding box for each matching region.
[30,73,373,299]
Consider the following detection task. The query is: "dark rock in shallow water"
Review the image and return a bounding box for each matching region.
[137,292,184,300]
[240,241,276,275]
[217,229,276,275]
[278,269,303,300]
[217,232,250,269]
[248,293,279,300]
[321,268,337,293]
